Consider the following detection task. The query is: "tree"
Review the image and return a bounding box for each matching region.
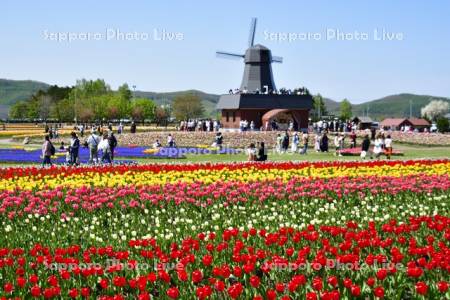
[71,79,110,98]
[172,93,204,120]
[52,98,75,122]
[106,94,131,120]
[9,101,29,119]
[421,100,449,121]
[118,83,132,102]
[38,94,52,120]
[154,106,170,126]
[339,99,352,120]
[436,117,449,133]
[313,94,327,120]
[131,98,156,123]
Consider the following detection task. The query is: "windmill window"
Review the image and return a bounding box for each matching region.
[232,111,236,122]
[226,111,229,122]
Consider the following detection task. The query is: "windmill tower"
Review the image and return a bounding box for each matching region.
[217,18,283,93]
[215,18,313,131]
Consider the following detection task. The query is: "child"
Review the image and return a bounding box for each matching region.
[384,135,393,159]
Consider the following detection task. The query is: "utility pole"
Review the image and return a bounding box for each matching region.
[318,101,321,120]
[409,100,412,118]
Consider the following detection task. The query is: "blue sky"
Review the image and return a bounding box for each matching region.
[1,0,449,102]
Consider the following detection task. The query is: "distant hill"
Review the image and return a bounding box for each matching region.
[0,79,50,118]
[1,79,448,119]
[135,89,220,116]
[0,79,50,106]
[327,93,450,120]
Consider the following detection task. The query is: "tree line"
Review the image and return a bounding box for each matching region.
[8,79,206,123]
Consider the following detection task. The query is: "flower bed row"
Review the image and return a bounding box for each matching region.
[0,160,448,191]
[0,216,448,299]
[0,160,448,299]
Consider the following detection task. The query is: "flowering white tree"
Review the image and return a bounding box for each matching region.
[421,100,449,120]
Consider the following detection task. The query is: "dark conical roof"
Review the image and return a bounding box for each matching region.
[249,44,269,50]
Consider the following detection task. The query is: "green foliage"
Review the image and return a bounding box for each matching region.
[436,117,449,133]
[8,101,29,119]
[313,94,327,120]
[52,98,75,122]
[131,98,156,122]
[172,93,204,120]
[339,99,352,120]
[8,85,72,120]
[7,79,144,122]
[107,94,131,120]
[136,90,217,117]
[118,83,133,102]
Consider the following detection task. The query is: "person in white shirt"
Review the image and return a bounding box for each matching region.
[384,135,393,159]
[373,134,383,159]
[291,132,299,152]
[334,134,340,156]
[153,139,162,149]
[87,129,100,164]
[167,134,175,147]
[314,134,321,152]
[246,143,257,161]
[98,133,111,164]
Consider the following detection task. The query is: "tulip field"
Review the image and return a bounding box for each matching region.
[0,160,449,299]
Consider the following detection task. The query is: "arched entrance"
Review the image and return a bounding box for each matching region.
[262,109,299,131]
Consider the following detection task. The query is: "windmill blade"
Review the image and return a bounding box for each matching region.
[216,51,244,60]
[248,18,257,47]
[272,56,283,63]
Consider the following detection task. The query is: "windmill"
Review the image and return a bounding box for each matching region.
[216,18,283,93]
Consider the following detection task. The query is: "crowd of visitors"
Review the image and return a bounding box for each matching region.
[38,117,398,167]
[42,125,118,167]
[228,86,310,96]
[179,120,220,132]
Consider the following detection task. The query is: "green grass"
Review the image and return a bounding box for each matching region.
[0,142,447,167]
[132,144,449,164]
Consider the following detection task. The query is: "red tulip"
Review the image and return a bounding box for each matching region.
[81,287,90,298]
[228,283,243,299]
[275,282,285,293]
[376,269,388,281]
[266,289,277,300]
[437,281,448,293]
[3,282,13,293]
[374,286,384,298]
[191,270,203,284]
[327,276,338,287]
[249,275,261,288]
[415,282,428,295]
[312,277,323,291]
[167,287,179,299]
[17,277,26,288]
[68,288,78,298]
[138,293,151,300]
[343,278,352,288]
[202,255,213,266]
[30,285,41,297]
[214,280,225,292]
[350,284,361,296]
